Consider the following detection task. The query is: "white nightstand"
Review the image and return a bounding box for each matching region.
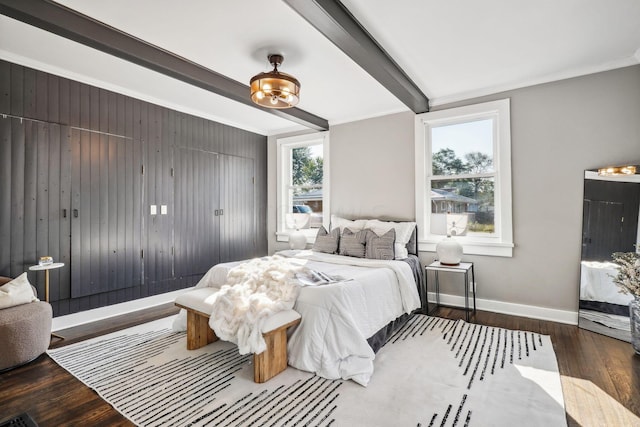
[425,261,476,322]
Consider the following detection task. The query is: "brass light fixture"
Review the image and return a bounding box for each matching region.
[250,54,300,109]
[597,165,637,176]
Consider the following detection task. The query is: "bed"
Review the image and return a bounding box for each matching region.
[173,217,423,386]
[579,260,633,316]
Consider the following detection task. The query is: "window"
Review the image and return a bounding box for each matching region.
[415,99,513,256]
[276,132,330,243]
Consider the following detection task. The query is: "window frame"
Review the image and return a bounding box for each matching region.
[276,131,330,243]
[415,99,513,257]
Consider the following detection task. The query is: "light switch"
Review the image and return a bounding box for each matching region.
[161,205,167,215]
[150,205,157,215]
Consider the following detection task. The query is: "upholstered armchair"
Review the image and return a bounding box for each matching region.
[0,275,53,371]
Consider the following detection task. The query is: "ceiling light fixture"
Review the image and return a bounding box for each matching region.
[250,54,300,109]
[597,165,637,176]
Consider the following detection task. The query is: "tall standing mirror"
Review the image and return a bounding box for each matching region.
[579,165,640,341]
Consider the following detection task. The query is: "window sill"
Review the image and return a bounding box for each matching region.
[419,239,513,257]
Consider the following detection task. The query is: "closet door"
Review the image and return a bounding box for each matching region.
[582,200,624,260]
[0,118,72,301]
[173,147,220,278]
[219,155,255,263]
[70,129,143,297]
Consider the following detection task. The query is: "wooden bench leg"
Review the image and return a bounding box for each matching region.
[254,327,288,383]
[253,318,301,383]
[180,304,300,383]
[186,310,218,350]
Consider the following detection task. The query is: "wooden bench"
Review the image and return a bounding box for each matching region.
[175,287,301,383]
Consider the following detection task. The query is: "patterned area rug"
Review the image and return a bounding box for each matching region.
[48,315,566,426]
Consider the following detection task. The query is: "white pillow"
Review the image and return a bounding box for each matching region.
[330,215,367,232]
[364,219,416,259]
[0,272,38,309]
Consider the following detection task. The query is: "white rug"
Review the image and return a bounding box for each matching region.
[48,315,567,426]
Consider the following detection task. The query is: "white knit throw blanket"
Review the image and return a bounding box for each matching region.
[208,256,302,354]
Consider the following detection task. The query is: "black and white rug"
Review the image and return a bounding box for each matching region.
[48,315,567,426]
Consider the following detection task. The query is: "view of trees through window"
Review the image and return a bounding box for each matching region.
[292,146,323,187]
[431,119,495,235]
[290,145,323,227]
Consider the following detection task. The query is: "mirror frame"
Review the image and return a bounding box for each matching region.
[578,164,640,341]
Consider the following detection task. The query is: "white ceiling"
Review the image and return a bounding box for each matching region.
[1,0,639,136]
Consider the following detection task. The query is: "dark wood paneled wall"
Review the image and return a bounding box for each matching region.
[582,179,640,260]
[0,59,268,316]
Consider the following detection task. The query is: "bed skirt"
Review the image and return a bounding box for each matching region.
[368,254,423,353]
[367,312,412,353]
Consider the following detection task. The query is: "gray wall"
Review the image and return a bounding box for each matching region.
[330,112,416,220]
[268,64,640,320]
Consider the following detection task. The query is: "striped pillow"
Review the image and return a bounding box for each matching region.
[339,228,367,258]
[364,220,416,259]
[312,226,340,254]
[365,228,396,260]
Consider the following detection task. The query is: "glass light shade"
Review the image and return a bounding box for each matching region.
[250,72,300,109]
[598,165,637,176]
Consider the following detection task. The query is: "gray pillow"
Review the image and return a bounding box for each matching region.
[365,228,396,260]
[312,226,340,254]
[339,228,367,258]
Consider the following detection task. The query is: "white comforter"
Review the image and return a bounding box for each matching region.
[172,250,421,386]
[580,260,633,305]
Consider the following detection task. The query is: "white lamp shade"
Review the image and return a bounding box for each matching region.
[285,213,310,230]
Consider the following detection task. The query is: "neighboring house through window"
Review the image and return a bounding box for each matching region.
[415,99,513,256]
[276,132,330,243]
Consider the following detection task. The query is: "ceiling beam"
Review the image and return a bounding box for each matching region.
[0,0,329,131]
[284,0,429,113]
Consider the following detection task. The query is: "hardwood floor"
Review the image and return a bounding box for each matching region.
[435,307,640,427]
[0,303,179,427]
[0,305,638,426]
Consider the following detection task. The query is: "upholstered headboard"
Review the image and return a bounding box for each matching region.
[407,225,418,256]
[329,215,418,258]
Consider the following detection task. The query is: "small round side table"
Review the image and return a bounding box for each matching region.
[29,262,65,341]
[29,262,65,303]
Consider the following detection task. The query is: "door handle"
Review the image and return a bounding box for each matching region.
[73,209,79,218]
[63,208,67,218]
[214,209,219,216]
[219,209,223,216]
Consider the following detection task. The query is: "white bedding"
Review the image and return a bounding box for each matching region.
[580,260,633,305]
[172,250,421,386]
[208,256,302,355]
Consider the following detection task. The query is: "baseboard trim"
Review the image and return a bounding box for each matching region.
[428,292,578,325]
[52,288,578,331]
[52,288,194,331]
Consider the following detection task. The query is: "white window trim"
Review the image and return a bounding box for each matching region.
[276,131,330,243]
[415,99,513,257]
